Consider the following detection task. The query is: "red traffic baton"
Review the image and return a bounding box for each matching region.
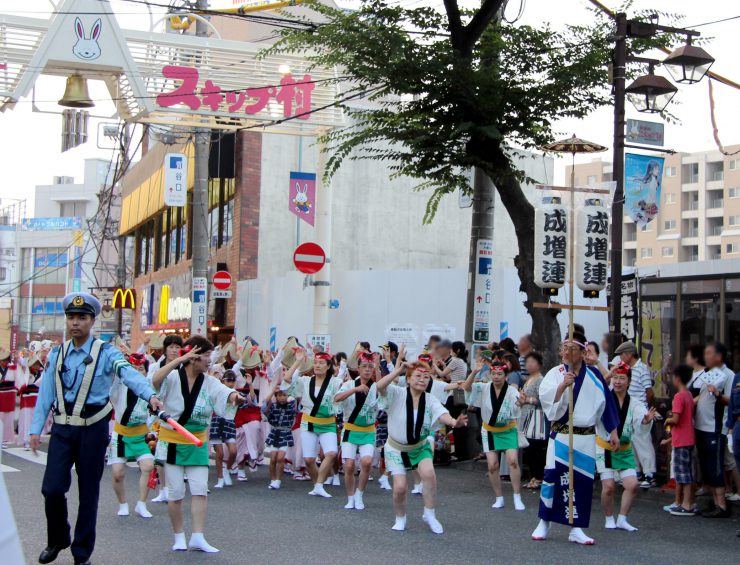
[156,411,204,447]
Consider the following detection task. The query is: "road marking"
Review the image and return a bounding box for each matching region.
[1,463,20,473]
[4,447,48,466]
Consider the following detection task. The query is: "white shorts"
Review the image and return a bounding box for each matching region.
[341,442,375,460]
[107,453,154,466]
[165,464,209,501]
[211,438,237,446]
[300,430,338,460]
[598,468,637,481]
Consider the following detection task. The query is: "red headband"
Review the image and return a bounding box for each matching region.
[179,345,193,356]
[358,352,375,364]
[128,353,147,367]
[314,352,332,361]
[613,362,631,376]
[418,354,433,364]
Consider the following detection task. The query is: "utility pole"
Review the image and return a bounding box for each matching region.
[608,12,627,356]
[464,168,495,349]
[116,124,132,337]
[190,0,210,337]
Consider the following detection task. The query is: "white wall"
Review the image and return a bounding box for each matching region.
[236,266,608,355]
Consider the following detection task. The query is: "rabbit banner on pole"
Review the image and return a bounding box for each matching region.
[289,171,316,227]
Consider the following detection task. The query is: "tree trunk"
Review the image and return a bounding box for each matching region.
[478,144,562,370]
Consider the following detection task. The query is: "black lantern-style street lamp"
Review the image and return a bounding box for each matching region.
[625,67,678,113]
[662,39,715,84]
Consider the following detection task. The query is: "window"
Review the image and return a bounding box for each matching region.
[641,247,653,259]
[207,178,236,251]
[665,193,676,204]
[640,223,651,232]
[727,243,739,254]
[730,160,737,170]
[729,216,740,227]
[0,267,6,281]
[729,187,740,198]
[586,175,598,186]
[33,248,68,285]
[59,201,86,218]
[683,163,699,183]
[661,246,674,257]
[665,166,676,177]
[664,219,676,231]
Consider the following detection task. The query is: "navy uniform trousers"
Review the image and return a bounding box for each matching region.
[41,414,109,561]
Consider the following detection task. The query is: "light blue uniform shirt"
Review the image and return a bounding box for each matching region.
[31,336,156,435]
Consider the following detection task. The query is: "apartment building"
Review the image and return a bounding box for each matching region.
[568,144,740,268]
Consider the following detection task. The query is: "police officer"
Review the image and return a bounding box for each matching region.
[29,293,163,565]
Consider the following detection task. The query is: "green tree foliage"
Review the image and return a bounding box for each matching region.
[268,0,680,364]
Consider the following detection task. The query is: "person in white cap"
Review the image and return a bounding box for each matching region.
[0,350,19,447]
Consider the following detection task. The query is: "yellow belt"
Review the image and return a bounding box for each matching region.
[596,436,632,452]
[343,422,375,433]
[482,421,516,433]
[158,426,207,445]
[303,414,335,425]
[387,436,428,453]
[114,422,149,437]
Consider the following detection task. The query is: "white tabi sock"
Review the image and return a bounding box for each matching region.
[616,514,638,532]
[117,503,129,516]
[492,496,505,509]
[135,501,152,518]
[344,496,355,509]
[214,478,224,489]
[422,507,443,534]
[332,474,341,486]
[513,493,525,511]
[223,471,232,486]
[568,527,595,545]
[172,532,187,551]
[531,519,550,540]
[152,488,168,503]
[411,483,423,494]
[189,532,220,553]
[378,475,391,490]
[604,516,617,529]
[354,489,365,510]
[309,483,332,498]
[392,515,407,531]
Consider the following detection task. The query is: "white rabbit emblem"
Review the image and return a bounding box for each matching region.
[293,182,311,213]
[72,17,102,60]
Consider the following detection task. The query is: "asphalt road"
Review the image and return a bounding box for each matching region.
[3,445,738,565]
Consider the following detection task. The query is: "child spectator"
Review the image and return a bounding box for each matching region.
[665,364,696,517]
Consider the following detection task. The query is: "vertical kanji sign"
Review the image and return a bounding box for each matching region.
[534,197,567,290]
[576,198,609,293]
[472,239,493,343]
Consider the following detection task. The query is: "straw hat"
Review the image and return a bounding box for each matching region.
[241,338,262,369]
[217,341,237,365]
[29,341,42,353]
[149,333,165,350]
[281,336,301,369]
[298,356,314,376]
[347,342,363,371]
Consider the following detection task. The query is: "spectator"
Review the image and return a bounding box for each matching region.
[499,338,517,356]
[502,353,523,391]
[380,342,399,376]
[695,342,733,518]
[434,339,471,460]
[666,364,696,516]
[614,340,656,488]
[426,335,441,355]
[519,352,546,489]
[584,341,609,382]
[725,371,740,536]
[517,334,533,377]
[685,344,706,398]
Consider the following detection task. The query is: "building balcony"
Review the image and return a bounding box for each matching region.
[623,240,637,250]
[681,208,699,219]
[682,181,699,191]
[682,236,699,246]
[708,198,724,209]
[706,207,724,218]
[706,235,722,246]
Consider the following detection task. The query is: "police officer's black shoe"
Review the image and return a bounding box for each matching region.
[74,560,91,565]
[38,544,69,564]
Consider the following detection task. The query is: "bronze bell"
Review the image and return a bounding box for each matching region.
[58,74,94,108]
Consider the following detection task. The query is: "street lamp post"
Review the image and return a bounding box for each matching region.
[608,12,713,354]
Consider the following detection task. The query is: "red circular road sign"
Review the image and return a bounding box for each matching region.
[293,242,326,274]
[213,271,232,290]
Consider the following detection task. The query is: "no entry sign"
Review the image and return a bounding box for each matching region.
[293,242,326,274]
[213,271,232,290]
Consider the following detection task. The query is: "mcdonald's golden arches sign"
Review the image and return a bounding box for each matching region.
[112,288,136,309]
